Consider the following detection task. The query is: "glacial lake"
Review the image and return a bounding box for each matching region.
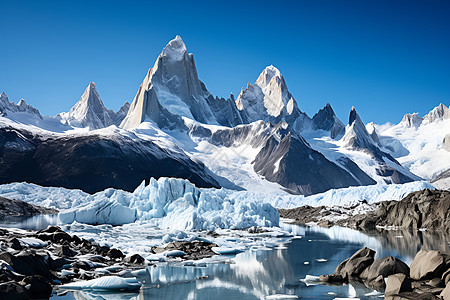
[2,216,449,300]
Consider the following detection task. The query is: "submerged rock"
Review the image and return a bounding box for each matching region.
[333,247,375,280]
[360,256,410,288]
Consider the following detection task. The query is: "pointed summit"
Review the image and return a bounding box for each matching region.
[236,65,311,132]
[121,36,221,129]
[60,82,114,129]
[400,112,423,128]
[161,35,187,61]
[312,103,344,139]
[342,106,377,150]
[425,103,449,123]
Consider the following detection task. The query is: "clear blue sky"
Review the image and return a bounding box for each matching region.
[1,0,449,124]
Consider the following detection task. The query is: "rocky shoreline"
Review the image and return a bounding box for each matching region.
[316,247,450,299]
[0,196,57,219]
[279,189,450,233]
[0,225,218,299]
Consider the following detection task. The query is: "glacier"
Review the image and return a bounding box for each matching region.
[35,177,280,230]
[0,178,433,229]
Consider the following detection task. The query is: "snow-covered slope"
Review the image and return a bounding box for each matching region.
[182,120,370,195]
[59,82,127,129]
[236,65,311,132]
[339,107,418,184]
[377,103,450,184]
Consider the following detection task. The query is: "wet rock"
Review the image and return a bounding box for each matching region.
[124,254,145,265]
[107,248,124,260]
[334,247,375,279]
[319,274,345,283]
[20,275,52,299]
[50,257,72,270]
[385,273,412,296]
[410,250,446,280]
[0,281,30,300]
[56,245,77,258]
[9,238,22,251]
[0,251,52,279]
[360,256,410,287]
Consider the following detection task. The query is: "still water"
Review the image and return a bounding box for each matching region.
[1,216,449,300]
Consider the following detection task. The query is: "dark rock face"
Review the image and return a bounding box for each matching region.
[0,251,52,279]
[0,196,57,218]
[20,275,52,299]
[0,281,30,300]
[253,132,366,195]
[280,189,450,234]
[375,189,450,233]
[312,103,345,139]
[0,127,219,194]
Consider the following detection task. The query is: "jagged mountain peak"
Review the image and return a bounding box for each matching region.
[235,65,311,131]
[400,112,423,128]
[58,82,114,129]
[161,35,188,61]
[255,65,283,87]
[312,103,344,139]
[348,106,360,125]
[121,36,226,129]
[425,103,449,122]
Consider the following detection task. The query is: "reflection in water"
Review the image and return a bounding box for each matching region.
[1,217,447,300]
[0,214,59,231]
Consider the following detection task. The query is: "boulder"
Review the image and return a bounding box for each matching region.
[334,247,375,279]
[107,248,124,260]
[410,250,446,280]
[441,283,450,300]
[124,254,145,265]
[0,281,29,300]
[56,245,77,257]
[360,256,410,287]
[0,251,52,279]
[319,274,345,283]
[20,275,52,298]
[9,238,22,251]
[385,273,412,296]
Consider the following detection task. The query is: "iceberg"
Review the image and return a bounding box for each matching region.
[60,276,141,291]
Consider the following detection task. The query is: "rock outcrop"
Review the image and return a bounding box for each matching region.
[0,196,57,218]
[318,248,450,299]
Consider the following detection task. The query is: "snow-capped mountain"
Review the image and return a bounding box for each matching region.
[311,103,344,139]
[59,82,128,129]
[339,107,418,184]
[121,35,238,129]
[236,65,311,132]
[1,35,447,195]
[0,125,219,193]
[0,92,42,119]
[376,103,450,187]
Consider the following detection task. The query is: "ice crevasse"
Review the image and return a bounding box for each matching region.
[58,177,279,230]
